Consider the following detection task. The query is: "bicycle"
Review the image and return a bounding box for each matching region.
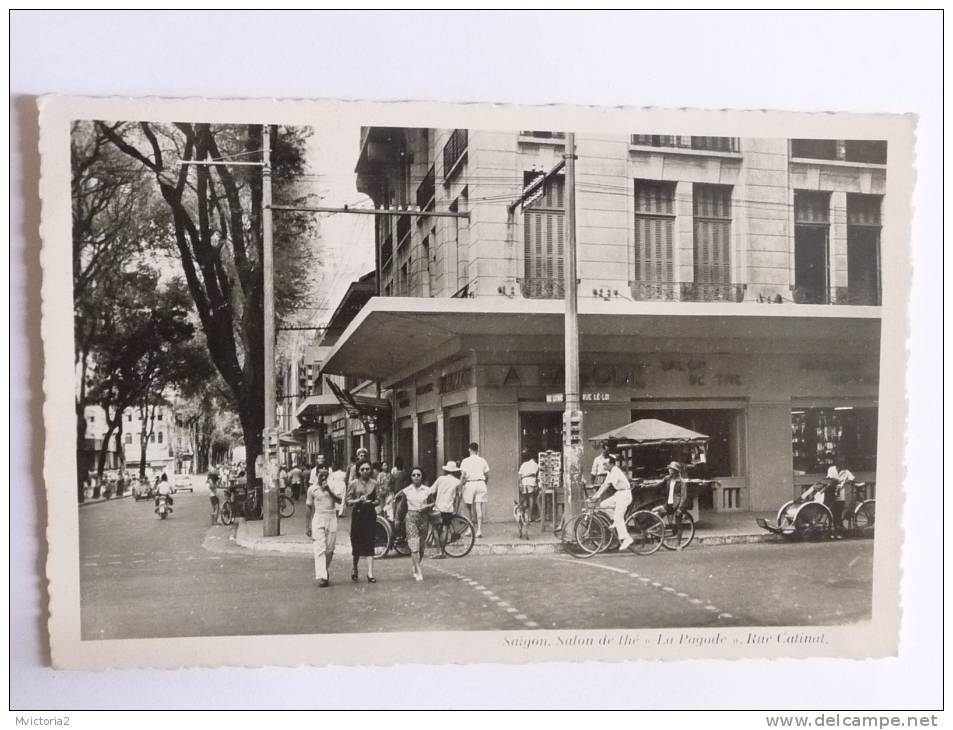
[650,505,696,550]
[557,500,665,558]
[376,510,476,558]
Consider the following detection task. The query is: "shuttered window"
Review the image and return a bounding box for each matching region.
[523,175,565,298]
[633,180,676,283]
[693,185,732,284]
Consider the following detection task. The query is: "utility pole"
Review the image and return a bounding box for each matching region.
[562,133,584,522]
[261,125,280,537]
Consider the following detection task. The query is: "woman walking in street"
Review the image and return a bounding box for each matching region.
[400,467,436,581]
[346,460,379,583]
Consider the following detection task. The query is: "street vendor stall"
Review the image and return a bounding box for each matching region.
[588,418,717,523]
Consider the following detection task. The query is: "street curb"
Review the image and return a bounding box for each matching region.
[77,493,135,507]
[234,519,783,556]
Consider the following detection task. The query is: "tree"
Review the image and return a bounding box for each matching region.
[98,122,318,486]
[72,121,160,499]
[86,269,196,481]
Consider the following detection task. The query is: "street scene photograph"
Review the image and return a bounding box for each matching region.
[71,116,887,643]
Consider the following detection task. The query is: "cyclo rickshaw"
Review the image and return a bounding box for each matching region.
[756,475,875,540]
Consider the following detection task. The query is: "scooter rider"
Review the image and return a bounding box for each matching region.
[154,473,174,514]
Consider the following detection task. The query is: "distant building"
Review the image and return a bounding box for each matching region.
[320,128,885,521]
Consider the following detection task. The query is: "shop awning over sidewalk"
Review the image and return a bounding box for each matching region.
[590,418,709,446]
[321,297,882,382]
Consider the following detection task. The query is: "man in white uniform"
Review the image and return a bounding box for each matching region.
[305,464,344,587]
[459,442,490,538]
[590,441,614,497]
[589,453,634,551]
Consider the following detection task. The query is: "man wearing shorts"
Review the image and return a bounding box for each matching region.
[430,460,463,556]
[517,451,539,529]
[459,442,490,538]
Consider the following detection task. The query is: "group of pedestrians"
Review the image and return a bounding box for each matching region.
[304,443,488,587]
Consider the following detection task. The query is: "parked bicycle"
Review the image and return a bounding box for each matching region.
[375,510,476,558]
[557,500,665,558]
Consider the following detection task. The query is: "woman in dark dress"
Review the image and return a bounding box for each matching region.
[347,459,379,583]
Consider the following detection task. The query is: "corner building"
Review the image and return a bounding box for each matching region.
[322,129,885,523]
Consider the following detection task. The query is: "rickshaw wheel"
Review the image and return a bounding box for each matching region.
[853,500,875,530]
[792,502,832,540]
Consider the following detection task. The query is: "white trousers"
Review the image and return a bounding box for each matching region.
[311,512,338,581]
[600,489,633,541]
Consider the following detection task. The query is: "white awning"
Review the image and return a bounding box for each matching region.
[321,297,881,383]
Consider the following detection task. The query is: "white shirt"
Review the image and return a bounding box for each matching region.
[603,465,631,491]
[432,475,461,512]
[518,459,539,486]
[402,483,436,511]
[460,454,489,483]
[591,454,611,478]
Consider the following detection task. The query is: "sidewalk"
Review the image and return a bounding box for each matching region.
[234,501,781,556]
[78,492,135,507]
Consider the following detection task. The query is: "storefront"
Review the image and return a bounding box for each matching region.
[321,298,881,523]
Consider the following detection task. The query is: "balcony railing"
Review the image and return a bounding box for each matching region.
[793,285,882,306]
[416,165,435,210]
[630,281,747,303]
[520,277,565,299]
[443,128,468,180]
[631,135,740,153]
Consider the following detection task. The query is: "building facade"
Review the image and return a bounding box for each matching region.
[323,129,885,523]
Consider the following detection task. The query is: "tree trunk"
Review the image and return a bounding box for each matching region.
[76,405,88,502]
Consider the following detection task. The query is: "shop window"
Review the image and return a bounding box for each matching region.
[693,184,732,285]
[632,180,676,298]
[791,406,878,474]
[793,190,831,304]
[522,173,565,299]
[520,412,563,458]
[629,409,743,479]
[846,194,882,305]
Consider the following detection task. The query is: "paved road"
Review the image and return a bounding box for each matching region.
[79,491,873,640]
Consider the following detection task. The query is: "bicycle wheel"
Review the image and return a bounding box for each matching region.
[373,516,392,558]
[853,500,875,529]
[558,515,586,557]
[279,496,295,519]
[625,510,665,555]
[443,515,476,557]
[392,520,411,556]
[220,501,234,526]
[661,511,695,551]
[793,502,832,539]
[573,513,610,558]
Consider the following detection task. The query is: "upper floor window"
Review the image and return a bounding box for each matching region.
[124,433,132,445]
[157,432,163,444]
[632,135,740,153]
[443,129,468,180]
[790,138,886,164]
[522,173,565,299]
[845,194,882,305]
[519,130,565,139]
[632,179,676,290]
[693,185,733,286]
[793,190,832,304]
[416,165,435,210]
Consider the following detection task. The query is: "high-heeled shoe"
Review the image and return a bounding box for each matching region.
[367,576,377,583]
[351,571,358,582]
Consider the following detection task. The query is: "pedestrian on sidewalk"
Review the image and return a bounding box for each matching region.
[660,461,690,547]
[401,467,437,580]
[589,453,634,551]
[289,462,303,501]
[305,464,343,587]
[346,460,379,583]
[346,448,370,486]
[460,442,490,538]
[430,461,462,557]
[517,451,540,531]
[207,468,222,525]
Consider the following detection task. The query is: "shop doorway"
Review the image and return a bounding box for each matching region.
[419,421,438,481]
[630,408,744,480]
[444,413,471,465]
[519,411,563,458]
[397,424,413,471]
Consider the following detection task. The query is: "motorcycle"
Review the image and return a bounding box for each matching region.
[155,493,173,519]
